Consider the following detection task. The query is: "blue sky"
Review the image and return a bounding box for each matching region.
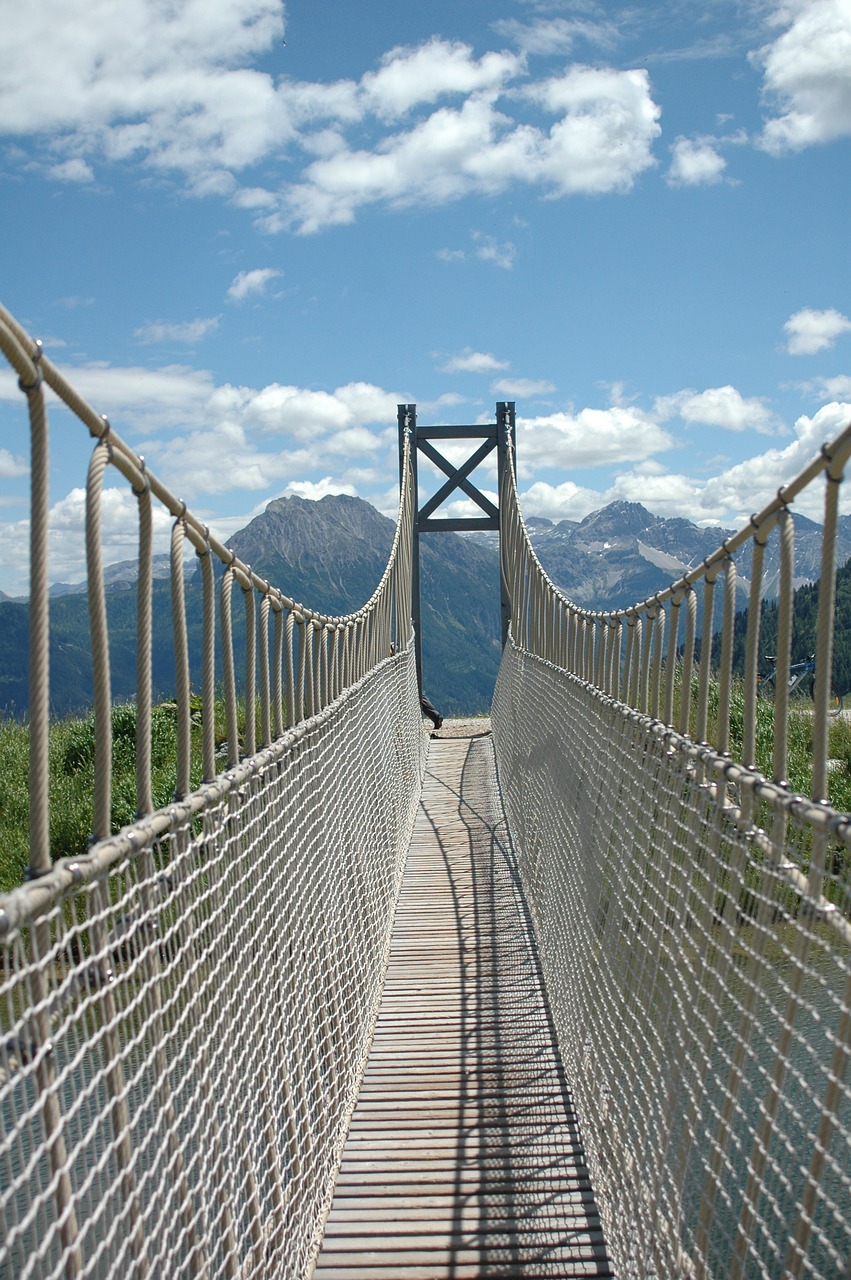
[1,0,850,595]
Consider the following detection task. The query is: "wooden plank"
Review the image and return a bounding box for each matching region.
[311,734,610,1279]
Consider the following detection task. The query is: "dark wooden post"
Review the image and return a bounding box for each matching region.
[496,401,516,647]
[397,403,423,694]
[399,402,516,699]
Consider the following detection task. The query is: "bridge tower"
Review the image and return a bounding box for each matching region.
[397,401,516,698]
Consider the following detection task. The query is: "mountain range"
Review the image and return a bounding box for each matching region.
[2,495,849,717]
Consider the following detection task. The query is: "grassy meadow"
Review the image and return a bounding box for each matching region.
[2,681,851,896]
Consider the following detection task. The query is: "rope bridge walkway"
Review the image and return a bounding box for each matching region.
[1,299,850,1278]
[314,728,609,1279]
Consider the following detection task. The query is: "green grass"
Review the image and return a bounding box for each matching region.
[3,680,850,898]
[0,697,261,895]
[701,677,851,812]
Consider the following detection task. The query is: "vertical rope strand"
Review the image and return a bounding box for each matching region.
[134,478,153,816]
[86,438,113,841]
[24,350,50,875]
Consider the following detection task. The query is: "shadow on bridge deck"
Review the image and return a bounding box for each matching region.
[313,725,611,1279]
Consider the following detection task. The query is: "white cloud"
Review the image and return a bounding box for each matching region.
[219,382,351,439]
[1,13,661,232]
[0,483,176,594]
[231,186,278,210]
[516,403,851,529]
[282,476,357,501]
[440,348,509,374]
[520,66,660,196]
[0,361,215,432]
[784,306,851,354]
[134,316,221,344]
[492,378,556,398]
[755,0,851,152]
[520,478,608,522]
[227,267,282,302]
[333,381,403,425]
[283,62,660,232]
[493,17,618,58]
[801,374,851,399]
[435,247,467,264]
[666,136,726,186]
[657,385,778,433]
[699,402,851,522]
[47,158,94,182]
[360,39,523,120]
[0,0,292,177]
[0,448,29,479]
[520,470,703,524]
[138,422,301,495]
[472,233,516,270]
[0,357,400,512]
[519,406,673,470]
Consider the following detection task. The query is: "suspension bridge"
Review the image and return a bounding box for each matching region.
[1,299,849,1279]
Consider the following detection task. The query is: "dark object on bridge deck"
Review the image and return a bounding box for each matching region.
[420,691,442,730]
[314,733,611,1279]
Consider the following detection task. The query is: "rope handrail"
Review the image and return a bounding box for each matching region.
[0,300,415,871]
[492,420,851,1279]
[0,301,426,1280]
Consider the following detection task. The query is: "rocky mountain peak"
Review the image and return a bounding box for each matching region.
[576,501,656,540]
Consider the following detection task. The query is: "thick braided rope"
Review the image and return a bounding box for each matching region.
[493,424,851,1279]
[0,302,427,1280]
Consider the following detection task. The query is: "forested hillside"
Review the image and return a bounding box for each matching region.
[725,555,851,694]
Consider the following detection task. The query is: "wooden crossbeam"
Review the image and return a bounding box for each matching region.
[417,437,499,524]
[397,403,515,696]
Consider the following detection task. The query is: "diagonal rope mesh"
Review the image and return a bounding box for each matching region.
[0,303,426,1279]
[492,424,851,1279]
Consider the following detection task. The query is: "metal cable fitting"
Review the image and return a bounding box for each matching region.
[17,339,43,394]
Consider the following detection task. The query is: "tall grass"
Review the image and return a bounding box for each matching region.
[0,698,245,895]
[702,677,851,813]
[3,679,850,897]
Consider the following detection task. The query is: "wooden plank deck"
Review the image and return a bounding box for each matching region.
[312,726,611,1280]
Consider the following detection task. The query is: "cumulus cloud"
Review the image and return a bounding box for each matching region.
[440,349,509,374]
[134,316,221,344]
[657,385,778,433]
[1,12,662,232]
[359,39,522,120]
[283,476,357,501]
[784,306,851,354]
[282,62,660,232]
[0,361,217,434]
[519,406,673,470]
[754,0,851,152]
[515,402,851,529]
[1,0,292,176]
[333,381,402,424]
[520,471,703,524]
[666,136,726,186]
[699,401,851,521]
[0,484,176,594]
[520,477,610,522]
[227,267,282,302]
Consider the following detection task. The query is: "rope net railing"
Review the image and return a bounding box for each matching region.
[0,302,427,1279]
[492,424,851,1278]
